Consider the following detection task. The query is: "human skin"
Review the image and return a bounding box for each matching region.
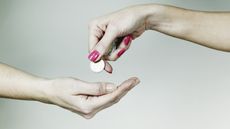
[88,4,230,73]
[0,63,140,119]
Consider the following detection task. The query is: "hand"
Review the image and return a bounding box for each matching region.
[88,5,148,73]
[44,77,140,119]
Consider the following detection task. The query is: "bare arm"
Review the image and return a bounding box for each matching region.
[88,4,230,73]
[146,4,230,51]
[0,63,47,101]
[0,63,140,119]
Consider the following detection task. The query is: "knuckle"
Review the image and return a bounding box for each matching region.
[113,98,120,104]
[89,20,97,28]
[98,82,106,94]
[108,55,118,61]
[110,56,118,61]
[109,96,120,104]
[77,103,93,115]
[83,114,94,119]
[96,43,107,53]
[108,24,119,34]
[124,86,131,91]
[81,107,93,115]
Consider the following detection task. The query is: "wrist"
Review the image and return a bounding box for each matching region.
[144,4,191,37]
[142,4,166,30]
[32,78,53,104]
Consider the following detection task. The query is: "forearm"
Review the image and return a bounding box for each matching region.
[0,63,50,102]
[145,4,230,51]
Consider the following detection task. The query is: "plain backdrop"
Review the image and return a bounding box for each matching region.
[1,0,230,129]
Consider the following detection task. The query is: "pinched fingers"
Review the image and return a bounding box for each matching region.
[105,34,133,61]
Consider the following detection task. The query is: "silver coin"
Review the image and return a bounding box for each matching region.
[90,37,124,73]
[90,60,105,73]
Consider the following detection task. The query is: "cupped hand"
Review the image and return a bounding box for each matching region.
[44,77,140,119]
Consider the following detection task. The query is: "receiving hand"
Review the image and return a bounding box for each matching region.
[44,77,140,119]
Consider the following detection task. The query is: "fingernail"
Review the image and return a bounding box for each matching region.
[124,35,133,46]
[134,78,140,85]
[108,70,112,74]
[117,49,126,57]
[88,50,100,62]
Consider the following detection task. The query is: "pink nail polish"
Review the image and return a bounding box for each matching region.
[88,50,100,62]
[124,35,133,46]
[117,49,126,57]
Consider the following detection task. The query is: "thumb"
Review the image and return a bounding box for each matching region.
[78,82,117,96]
[88,26,118,62]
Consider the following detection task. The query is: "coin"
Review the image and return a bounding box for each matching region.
[90,60,105,73]
[90,37,124,73]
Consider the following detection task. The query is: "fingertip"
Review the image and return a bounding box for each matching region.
[117,48,126,58]
[127,77,140,87]
[105,70,113,74]
[118,77,137,91]
[123,34,133,46]
[88,50,100,62]
[133,77,140,85]
[130,77,140,81]
[126,77,137,83]
[104,68,112,74]
[136,78,141,84]
[130,77,140,85]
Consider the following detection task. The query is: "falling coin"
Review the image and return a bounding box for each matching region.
[90,60,105,73]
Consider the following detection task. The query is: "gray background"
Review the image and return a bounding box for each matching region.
[0,0,230,129]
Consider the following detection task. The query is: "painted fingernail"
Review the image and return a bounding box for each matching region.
[117,49,126,57]
[124,35,133,46]
[108,70,112,74]
[88,50,100,62]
